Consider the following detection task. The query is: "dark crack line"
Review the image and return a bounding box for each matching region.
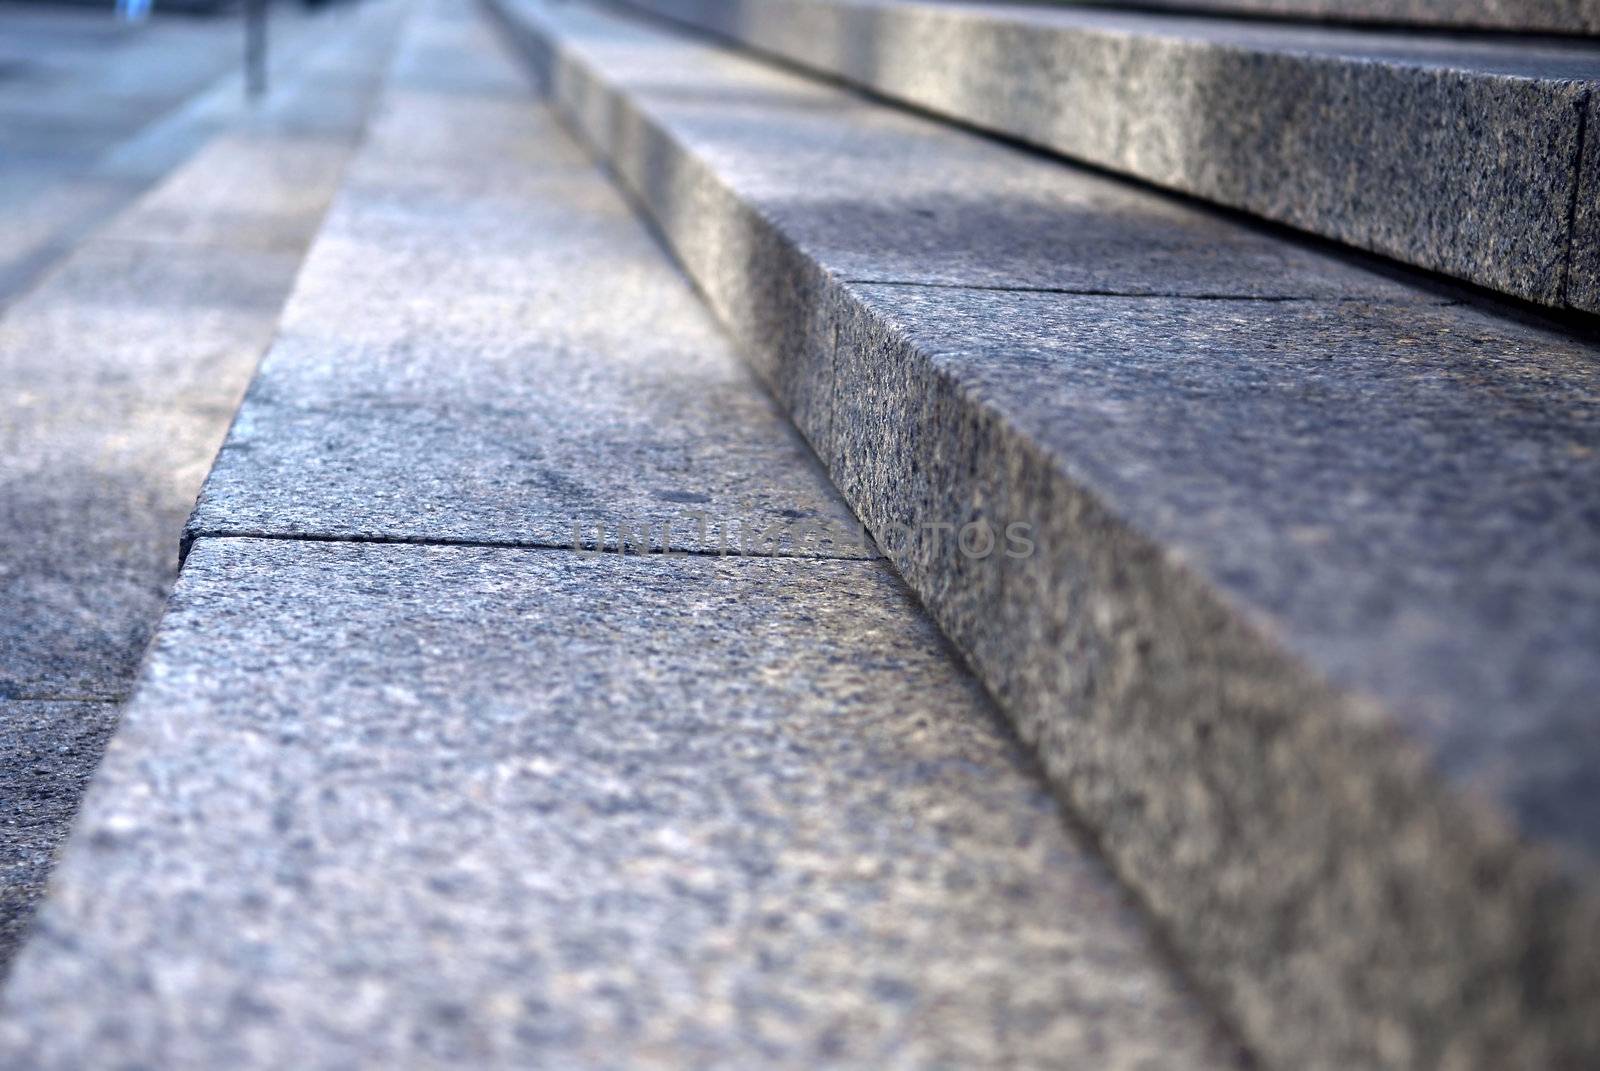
[839,278,1458,304]
[184,528,881,564]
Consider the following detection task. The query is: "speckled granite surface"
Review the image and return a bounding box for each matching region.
[829,287,1600,1069]
[3,8,1253,1065]
[186,10,867,559]
[0,701,118,976]
[490,0,1600,1065]
[1569,90,1600,313]
[492,0,1449,464]
[616,0,1600,313]
[0,537,1246,1069]
[0,0,404,701]
[1058,0,1600,34]
[0,0,405,977]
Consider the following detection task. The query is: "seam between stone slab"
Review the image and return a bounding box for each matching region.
[180,528,879,565]
[839,278,1466,303]
[1559,88,1591,308]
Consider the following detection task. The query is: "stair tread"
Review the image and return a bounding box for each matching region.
[616,0,1600,311]
[184,3,866,558]
[0,536,1246,1068]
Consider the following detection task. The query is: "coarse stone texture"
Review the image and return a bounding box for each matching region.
[0,701,119,976]
[1059,0,1600,35]
[0,0,404,700]
[487,1,1600,1066]
[0,536,1247,1070]
[0,241,305,699]
[1570,92,1600,312]
[828,287,1600,1069]
[618,0,1600,313]
[487,0,1445,460]
[0,0,405,979]
[187,5,870,560]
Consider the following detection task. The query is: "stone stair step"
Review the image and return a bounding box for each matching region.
[612,0,1600,313]
[183,0,865,558]
[486,0,1600,1066]
[0,3,1249,1065]
[0,536,1247,1068]
[1047,0,1600,35]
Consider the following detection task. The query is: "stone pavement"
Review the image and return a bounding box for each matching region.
[620,0,1600,311]
[0,0,405,971]
[0,0,1596,1066]
[0,3,1248,1066]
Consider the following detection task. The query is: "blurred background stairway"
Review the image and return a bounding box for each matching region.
[0,0,379,307]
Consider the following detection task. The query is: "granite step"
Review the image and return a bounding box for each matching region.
[486,0,1600,1067]
[0,2,1250,1065]
[1048,0,1600,35]
[0,536,1247,1069]
[181,0,869,557]
[0,0,408,973]
[611,0,1600,314]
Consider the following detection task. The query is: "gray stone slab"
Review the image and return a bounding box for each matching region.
[0,536,1245,1070]
[0,0,406,700]
[828,283,1600,1068]
[98,135,359,252]
[617,0,1600,313]
[0,5,402,990]
[493,0,1446,457]
[835,286,1600,852]
[186,17,870,559]
[1570,92,1600,313]
[87,6,409,256]
[486,1,1600,1065]
[0,700,118,975]
[1072,0,1600,35]
[0,172,141,309]
[528,1,1430,301]
[0,0,396,308]
[0,241,305,699]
